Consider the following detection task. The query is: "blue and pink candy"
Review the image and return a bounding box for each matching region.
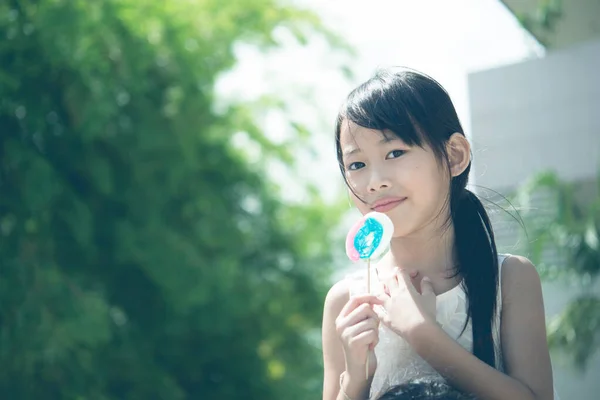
[345,211,394,262]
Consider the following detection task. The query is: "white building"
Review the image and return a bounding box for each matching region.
[468,2,600,398]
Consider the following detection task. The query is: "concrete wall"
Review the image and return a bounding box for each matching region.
[469,38,600,190]
[501,0,600,50]
[468,38,600,400]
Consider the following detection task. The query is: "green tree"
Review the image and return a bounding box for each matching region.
[514,171,600,370]
[0,0,344,398]
[515,0,562,48]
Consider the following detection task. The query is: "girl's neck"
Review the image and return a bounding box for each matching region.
[378,222,456,281]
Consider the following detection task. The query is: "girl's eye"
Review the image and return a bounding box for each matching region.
[347,162,365,171]
[387,149,405,159]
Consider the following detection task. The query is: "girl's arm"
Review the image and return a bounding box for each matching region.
[410,256,554,400]
[322,281,352,400]
[322,281,378,400]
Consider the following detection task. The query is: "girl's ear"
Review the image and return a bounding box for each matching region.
[447,133,471,177]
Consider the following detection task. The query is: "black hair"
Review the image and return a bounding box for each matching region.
[334,69,499,367]
[376,378,476,400]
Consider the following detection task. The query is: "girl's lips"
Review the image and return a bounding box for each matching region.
[371,198,406,212]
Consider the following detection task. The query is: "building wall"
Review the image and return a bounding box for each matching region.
[468,38,600,400]
[501,0,600,50]
[469,38,600,190]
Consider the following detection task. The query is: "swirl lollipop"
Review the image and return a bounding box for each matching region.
[345,211,394,377]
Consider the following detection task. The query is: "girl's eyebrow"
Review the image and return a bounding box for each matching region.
[380,136,401,144]
[342,147,360,157]
[343,136,403,156]
[379,130,405,144]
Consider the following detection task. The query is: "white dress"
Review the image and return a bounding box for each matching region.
[345,254,559,399]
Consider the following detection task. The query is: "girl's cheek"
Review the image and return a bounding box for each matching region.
[347,182,365,200]
[346,175,360,191]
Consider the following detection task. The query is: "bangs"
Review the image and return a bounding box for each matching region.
[337,71,429,149]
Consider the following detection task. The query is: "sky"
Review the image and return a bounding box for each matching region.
[216,0,544,204]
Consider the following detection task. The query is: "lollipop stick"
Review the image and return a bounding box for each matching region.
[366,257,371,380]
[367,257,371,293]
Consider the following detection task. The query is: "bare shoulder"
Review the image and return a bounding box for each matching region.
[501,254,543,301]
[502,255,541,283]
[324,279,351,316]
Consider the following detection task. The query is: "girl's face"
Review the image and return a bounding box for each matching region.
[339,120,451,238]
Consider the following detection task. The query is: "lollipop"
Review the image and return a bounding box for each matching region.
[345,211,394,263]
[345,211,394,377]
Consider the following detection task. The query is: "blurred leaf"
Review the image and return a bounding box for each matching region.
[512,169,600,369]
[515,0,562,48]
[547,296,600,371]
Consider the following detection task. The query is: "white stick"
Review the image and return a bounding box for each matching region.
[366,257,371,380]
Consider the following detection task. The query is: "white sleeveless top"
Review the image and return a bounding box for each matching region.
[346,254,509,398]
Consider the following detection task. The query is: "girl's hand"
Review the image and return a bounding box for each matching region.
[335,294,382,380]
[376,268,437,342]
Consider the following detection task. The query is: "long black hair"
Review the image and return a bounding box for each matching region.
[334,69,499,368]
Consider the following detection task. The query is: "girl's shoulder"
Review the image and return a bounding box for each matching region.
[323,278,352,319]
[499,254,542,300]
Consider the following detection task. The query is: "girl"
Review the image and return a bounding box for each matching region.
[321,69,555,400]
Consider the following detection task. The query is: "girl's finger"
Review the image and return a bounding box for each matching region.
[376,291,390,303]
[386,267,401,294]
[396,268,418,294]
[382,282,390,296]
[372,305,390,326]
[344,317,379,338]
[341,303,379,327]
[340,294,384,318]
[349,329,378,348]
[420,276,435,297]
[368,336,380,351]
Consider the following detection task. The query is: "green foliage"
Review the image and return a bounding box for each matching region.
[515,0,562,47]
[547,296,600,370]
[0,0,345,398]
[514,170,600,370]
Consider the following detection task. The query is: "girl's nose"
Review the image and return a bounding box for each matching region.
[368,173,392,192]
